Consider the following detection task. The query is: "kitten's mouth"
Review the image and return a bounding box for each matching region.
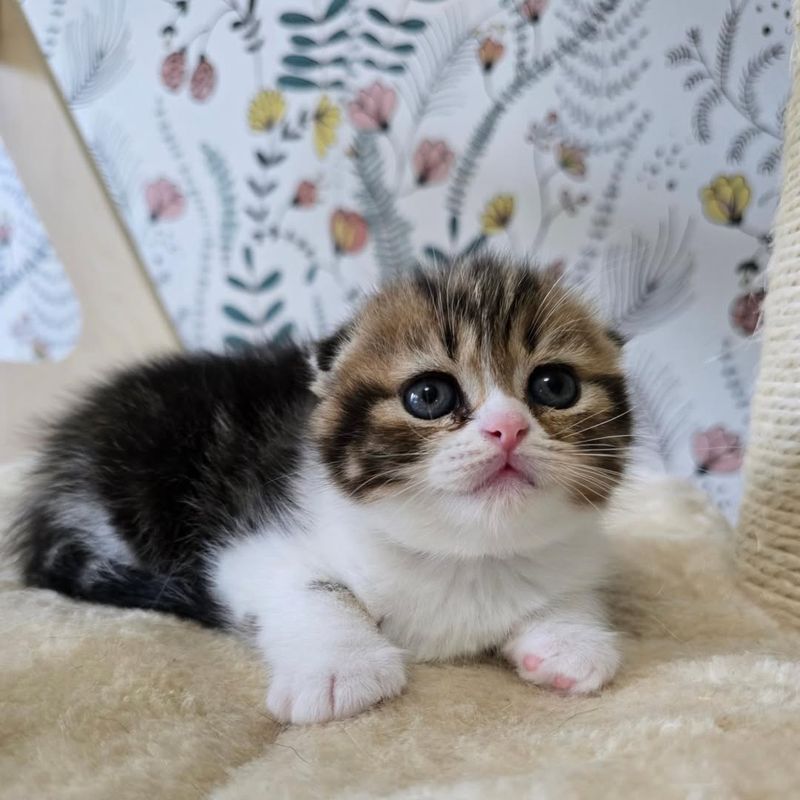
[471,462,536,494]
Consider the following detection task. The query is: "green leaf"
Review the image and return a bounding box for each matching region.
[283,54,320,69]
[226,275,249,290]
[291,34,316,47]
[291,30,348,48]
[242,245,254,270]
[223,304,255,325]
[460,234,487,258]
[324,0,348,21]
[321,79,345,90]
[224,335,251,351]
[255,151,286,168]
[279,12,315,25]
[305,264,319,283]
[277,75,319,90]
[367,7,390,24]
[361,31,414,54]
[399,18,426,31]
[423,246,450,265]
[263,300,285,323]
[448,215,458,242]
[361,58,405,73]
[271,322,295,346]
[258,271,282,291]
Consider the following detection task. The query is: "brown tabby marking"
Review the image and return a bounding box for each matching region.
[312,256,631,505]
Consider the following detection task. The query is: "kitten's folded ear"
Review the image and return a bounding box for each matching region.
[605,328,627,348]
[309,322,354,394]
[316,324,352,372]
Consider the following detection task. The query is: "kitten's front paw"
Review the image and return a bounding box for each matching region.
[504,621,620,695]
[266,642,407,724]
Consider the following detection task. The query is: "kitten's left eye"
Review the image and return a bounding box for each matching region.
[528,364,580,409]
[402,374,459,420]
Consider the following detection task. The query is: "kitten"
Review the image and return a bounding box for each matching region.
[11,256,632,724]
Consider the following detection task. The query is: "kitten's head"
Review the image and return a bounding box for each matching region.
[310,256,632,557]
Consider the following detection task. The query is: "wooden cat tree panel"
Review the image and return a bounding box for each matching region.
[0,0,178,463]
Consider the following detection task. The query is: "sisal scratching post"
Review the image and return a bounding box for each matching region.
[736,2,800,626]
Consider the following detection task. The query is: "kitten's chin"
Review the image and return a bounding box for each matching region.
[364,482,593,559]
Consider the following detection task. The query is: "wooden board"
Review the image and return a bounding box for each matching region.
[0,0,180,462]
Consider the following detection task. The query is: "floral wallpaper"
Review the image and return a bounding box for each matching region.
[9,0,793,518]
[0,137,81,362]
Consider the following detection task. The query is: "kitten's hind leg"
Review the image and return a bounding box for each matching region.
[215,540,407,724]
[16,507,225,627]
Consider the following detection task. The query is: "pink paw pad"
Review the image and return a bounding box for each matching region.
[522,654,542,671]
[552,674,575,690]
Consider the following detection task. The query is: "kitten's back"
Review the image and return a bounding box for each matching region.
[10,342,313,626]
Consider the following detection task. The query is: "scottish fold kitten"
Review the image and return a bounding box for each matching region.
[12,257,632,724]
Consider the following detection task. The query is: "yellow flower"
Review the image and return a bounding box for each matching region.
[701,174,751,225]
[248,90,286,132]
[313,94,342,159]
[556,143,587,178]
[330,209,368,254]
[481,194,515,235]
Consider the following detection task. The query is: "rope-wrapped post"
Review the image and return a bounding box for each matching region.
[736,4,800,626]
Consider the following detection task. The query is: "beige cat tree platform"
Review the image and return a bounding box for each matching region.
[2,0,800,796]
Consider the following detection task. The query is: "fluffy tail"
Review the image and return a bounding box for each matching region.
[13,518,225,628]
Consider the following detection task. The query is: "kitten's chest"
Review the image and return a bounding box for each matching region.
[356,554,549,661]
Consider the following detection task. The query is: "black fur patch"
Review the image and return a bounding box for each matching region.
[605,328,627,348]
[319,383,398,496]
[11,343,313,627]
[316,324,352,372]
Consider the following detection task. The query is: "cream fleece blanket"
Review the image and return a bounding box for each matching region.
[2,466,799,800]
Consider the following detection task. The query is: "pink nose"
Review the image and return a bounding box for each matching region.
[481,411,530,452]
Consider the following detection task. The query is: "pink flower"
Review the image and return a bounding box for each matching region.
[160,50,186,91]
[692,425,743,474]
[730,290,765,336]
[478,37,505,72]
[293,180,318,208]
[145,179,185,222]
[527,110,560,148]
[330,209,369,254]
[190,55,216,102]
[348,81,397,131]
[520,0,548,23]
[413,139,455,186]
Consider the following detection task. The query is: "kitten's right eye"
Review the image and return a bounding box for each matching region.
[527,364,580,409]
[402,374,459,420]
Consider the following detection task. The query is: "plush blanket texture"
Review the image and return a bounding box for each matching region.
[2,466,799,799]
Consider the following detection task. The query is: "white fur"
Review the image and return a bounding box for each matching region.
[504,593,620,694]
[212,390,620,724]
[46,493,137,587]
